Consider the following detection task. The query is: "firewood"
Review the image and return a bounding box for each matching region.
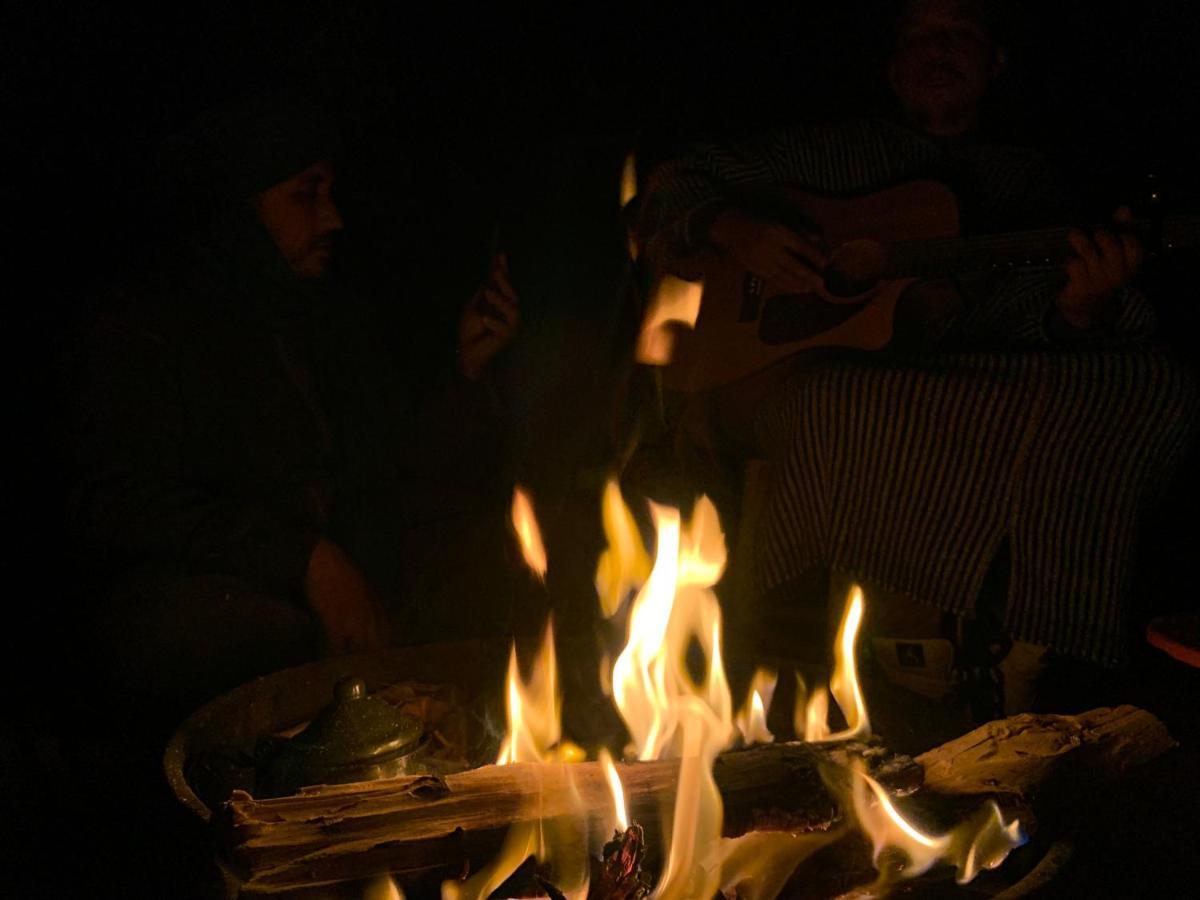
[915,705,1176,800]
[220,740,919,893]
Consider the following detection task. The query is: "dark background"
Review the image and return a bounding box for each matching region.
[3,1,1200,894]
[9,0,1200,635]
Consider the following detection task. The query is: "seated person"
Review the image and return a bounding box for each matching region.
[636,0,1197,720]
[66,88,523,716]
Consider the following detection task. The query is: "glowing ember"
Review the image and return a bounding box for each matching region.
[511,485,548,580]
[735,666,778,746]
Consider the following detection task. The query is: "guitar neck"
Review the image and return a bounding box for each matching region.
[885,215,1200,280]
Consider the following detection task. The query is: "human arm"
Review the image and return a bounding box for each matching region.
[69,311,387,652]
[457,251,520,381]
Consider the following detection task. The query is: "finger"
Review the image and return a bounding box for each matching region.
[1093,230,1132,289]
[1063,257,1088,291]
[1067,229,1101,271]
[1094,229,1122,266]
[483,288,519,325]
[769,261,822,294]
[482,316,518,340]
[1120,232,1143,274]
[774,247,824,284]
[491,253,518,300]
[775,231,829,269]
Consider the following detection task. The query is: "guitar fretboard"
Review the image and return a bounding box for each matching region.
[885,216,1200,279]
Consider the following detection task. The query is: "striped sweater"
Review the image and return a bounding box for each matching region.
[639,118,1197,664]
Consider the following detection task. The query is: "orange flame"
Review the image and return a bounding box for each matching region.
[850,764,1024,886]
[511,485,548,581]
[735,666,778,746]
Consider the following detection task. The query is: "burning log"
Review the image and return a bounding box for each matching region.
[219,739,921,892]
[219,705,1175,894]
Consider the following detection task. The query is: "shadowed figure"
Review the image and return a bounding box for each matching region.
[65,87,529,719]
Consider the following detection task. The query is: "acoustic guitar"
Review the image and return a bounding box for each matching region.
[662,180,1200,393]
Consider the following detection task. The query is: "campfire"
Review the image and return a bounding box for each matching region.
[429,484,1025,899]
[187,297,1178,896]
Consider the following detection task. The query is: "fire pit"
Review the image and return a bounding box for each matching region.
[167,484,1177,898]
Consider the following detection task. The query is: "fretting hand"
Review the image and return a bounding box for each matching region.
[458,252,520,380]
[709,208,829,294]
[1057,206,1143,331]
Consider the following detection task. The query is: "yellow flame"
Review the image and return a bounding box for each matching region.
[497,621,562,765]
[621,151,641,260]
[605,496,734,899]
[717,829,841,900]
[442,821,539,900]
[511,485,548,580]
[620,151,638,209]
[363,874,405,900]
[635,275,704,366]
[850,764,1024,887]
[595,478,651,618]
[610,499,730,761]
[802,585,870,742]
[735,666,778,746]
[598,748,629,832]
[442,764,592,900]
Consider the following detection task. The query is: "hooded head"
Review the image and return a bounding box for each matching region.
[160,86,345,282]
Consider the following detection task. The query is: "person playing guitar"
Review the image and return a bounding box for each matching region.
[634,0,1196,721]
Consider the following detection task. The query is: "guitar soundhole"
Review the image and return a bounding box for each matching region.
[759,292,873,344]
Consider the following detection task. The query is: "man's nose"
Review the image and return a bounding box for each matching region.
[318,197,344,234]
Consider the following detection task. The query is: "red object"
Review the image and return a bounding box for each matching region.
[1146,613,1200,668]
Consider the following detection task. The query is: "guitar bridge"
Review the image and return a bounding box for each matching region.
[739,273,765,322]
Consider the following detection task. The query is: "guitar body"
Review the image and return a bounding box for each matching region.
[664,180,960,393]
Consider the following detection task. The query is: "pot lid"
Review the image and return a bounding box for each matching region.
[268,676,424,769]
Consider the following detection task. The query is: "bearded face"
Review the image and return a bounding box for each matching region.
[252,160,343,280]
[889,0,1004,137]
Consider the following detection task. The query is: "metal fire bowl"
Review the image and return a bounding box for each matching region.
[164,638,509,822]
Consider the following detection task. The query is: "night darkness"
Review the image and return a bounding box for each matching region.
[4,0,1200,895]
[8,1,1199,538]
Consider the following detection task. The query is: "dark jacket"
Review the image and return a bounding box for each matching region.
[66,205,502,603]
